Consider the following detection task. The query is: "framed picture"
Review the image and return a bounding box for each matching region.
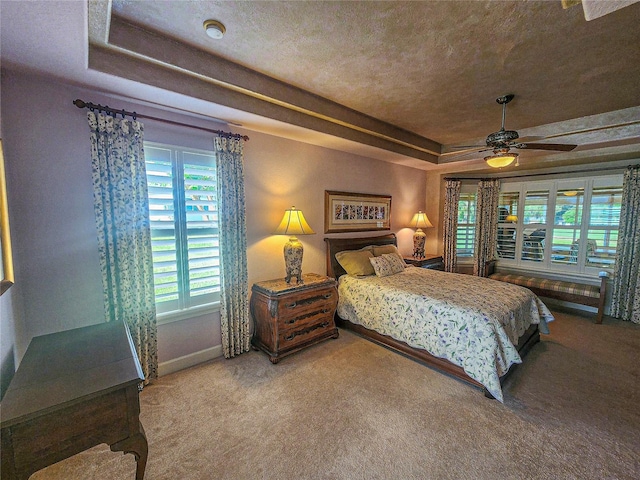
[325,190,391,233]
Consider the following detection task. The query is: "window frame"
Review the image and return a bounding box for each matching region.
[496,191,518,260]
[496,174,623,277]
[145,142,221,322]
[456,186,477,261]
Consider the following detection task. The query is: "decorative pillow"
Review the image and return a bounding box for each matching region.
[335,249,375,276]
[372,244,405,266]
[369,253,406,277]
[371,244,398,256]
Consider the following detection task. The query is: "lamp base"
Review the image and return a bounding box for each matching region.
[284,236,304,284]
[413,229,426,259]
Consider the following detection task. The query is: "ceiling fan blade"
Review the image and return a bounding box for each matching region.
[516,142,578,152]
[513,136,545,143]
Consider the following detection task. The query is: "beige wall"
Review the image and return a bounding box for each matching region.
[424,172,443,256]
[243,131,430,288]
[0,68,431,375]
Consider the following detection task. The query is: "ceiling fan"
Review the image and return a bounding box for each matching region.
[449,94,578,168]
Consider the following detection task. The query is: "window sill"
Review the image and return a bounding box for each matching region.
[156,302,221,326]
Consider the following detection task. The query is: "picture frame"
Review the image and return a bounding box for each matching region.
[0,139,14,296]
[324,190,391,233]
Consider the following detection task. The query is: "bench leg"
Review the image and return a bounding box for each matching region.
[595,306,604,324]
[596,275,607,324]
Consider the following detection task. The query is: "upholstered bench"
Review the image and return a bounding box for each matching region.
[488,270,609,324]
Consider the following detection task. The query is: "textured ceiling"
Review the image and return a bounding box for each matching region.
[110,0,639,143]
[2,0,640,173]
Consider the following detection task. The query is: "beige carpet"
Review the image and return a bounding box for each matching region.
[33,310,639,480]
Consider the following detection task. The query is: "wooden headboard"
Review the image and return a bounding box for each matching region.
[324,234,397,280]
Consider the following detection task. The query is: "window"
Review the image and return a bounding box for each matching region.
[456,191,476,258]
[496,175,623,275]
[586,185,621,268]
[497,192,518,259]
[550,187,584,266]
[521,189,549,263]
[145,143,220,314]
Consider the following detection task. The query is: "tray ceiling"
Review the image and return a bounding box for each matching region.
[2,1,639,173]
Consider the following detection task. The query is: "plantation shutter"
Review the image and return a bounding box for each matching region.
[145,144,219,314]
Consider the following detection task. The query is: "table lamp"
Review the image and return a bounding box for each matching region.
[273,206,315,284]
[408,211,433,259]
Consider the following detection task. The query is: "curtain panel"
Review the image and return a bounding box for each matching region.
[214,135,251,358]
[473,179,500,277]
[611,165,640,324]
[443,179,461,273]
[87,112,158,382]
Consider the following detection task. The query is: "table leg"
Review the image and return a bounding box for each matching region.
[110,422,148,480]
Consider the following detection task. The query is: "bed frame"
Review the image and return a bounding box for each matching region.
[324,233,540,399]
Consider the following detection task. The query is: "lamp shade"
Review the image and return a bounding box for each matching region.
[505,214,518,223]
[408,211,433,230]
[273,206,315,236]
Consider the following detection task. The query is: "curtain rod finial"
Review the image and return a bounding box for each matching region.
[73,99,86,108]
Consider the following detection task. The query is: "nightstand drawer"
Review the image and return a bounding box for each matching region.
[280,306,334,330]
[277,287,337,320]
[278,317,334,349]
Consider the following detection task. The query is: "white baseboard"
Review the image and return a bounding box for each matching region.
[158,344,223,377]
[542,297,603,315]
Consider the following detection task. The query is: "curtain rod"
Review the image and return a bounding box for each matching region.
[73,99,249,141]
[443,177,496,181]
[444,163,639,182]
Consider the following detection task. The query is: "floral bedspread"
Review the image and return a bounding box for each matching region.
[337,267,554,402]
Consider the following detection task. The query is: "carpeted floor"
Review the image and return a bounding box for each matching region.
[32,309,640,479]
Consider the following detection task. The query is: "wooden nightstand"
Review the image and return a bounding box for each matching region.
[403,254,444,270]
[250,273,339,363]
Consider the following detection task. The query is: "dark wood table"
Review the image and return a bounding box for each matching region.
[1,321,148,479]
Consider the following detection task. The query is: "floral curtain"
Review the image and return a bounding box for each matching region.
[214,135,251,358]
[611,165,640,324]
[443,179,461,272]
[88,112,158,382]
[473,179,500,277]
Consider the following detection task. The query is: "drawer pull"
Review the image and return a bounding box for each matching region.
[285,302,297,309]
[284,321,330,341]
[284,309,331,325]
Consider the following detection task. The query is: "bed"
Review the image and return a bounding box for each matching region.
[324,234,554,402]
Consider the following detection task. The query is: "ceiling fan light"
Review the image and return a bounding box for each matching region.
[484,152,518,168]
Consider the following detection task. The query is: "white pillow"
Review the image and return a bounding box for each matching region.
[369,253,406,277]
[372,244,405,265]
